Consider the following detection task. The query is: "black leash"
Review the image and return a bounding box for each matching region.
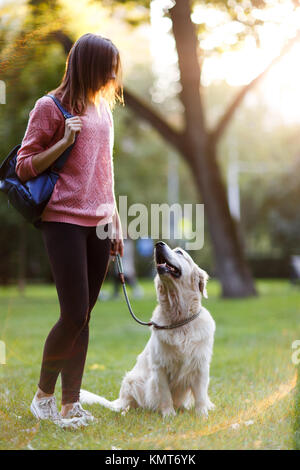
[114,253,201,330]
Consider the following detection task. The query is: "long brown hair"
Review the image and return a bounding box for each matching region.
[49,33,124,115]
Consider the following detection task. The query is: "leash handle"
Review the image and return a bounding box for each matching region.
[116,252,125,284]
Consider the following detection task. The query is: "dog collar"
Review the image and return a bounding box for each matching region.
[150,309,202,330]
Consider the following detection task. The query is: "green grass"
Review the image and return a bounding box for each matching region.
[0,279,299,450]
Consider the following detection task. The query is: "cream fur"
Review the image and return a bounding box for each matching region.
[80,244,216,418]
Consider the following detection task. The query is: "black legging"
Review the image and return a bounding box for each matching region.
[39,221,111,404]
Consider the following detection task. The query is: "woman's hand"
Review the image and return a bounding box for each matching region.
[63,116,83,146]
[110,209,124,257]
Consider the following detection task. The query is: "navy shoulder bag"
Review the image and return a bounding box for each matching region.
[0,94,76,229]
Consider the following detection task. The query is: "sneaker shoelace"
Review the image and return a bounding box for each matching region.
[39,396,61,421]
[36,396,86,429]
[67,402,93,419]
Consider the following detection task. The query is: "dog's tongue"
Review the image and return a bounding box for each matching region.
[157,262,176,272]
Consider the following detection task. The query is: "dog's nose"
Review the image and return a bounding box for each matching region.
[155,241,166,247]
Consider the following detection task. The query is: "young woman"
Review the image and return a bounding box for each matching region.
[16,33,124,427]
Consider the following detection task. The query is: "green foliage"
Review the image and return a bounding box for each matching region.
[1,0,298,282]
[264,158,300,255]
[94,0,151,27]
[0,18,69,283]
[191,0,273,52]
[205,81,300,259]
[0,38,209,282]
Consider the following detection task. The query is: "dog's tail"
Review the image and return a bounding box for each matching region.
[80,389,122,412]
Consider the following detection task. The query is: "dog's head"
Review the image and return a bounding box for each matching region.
[154,241,209,302]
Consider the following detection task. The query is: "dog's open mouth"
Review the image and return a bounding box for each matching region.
[155,252,181,278]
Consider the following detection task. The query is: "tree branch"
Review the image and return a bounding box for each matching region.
[123,88,186,154]
[47,30,74,55]
[211,31,300,142]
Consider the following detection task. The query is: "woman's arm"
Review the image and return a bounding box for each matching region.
[29,137,71,175]
[31,116,82,174]
[111,206,124,257]
[16,97,82,182]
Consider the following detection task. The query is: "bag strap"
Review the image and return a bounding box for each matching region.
[47,94,73,119]
[46,94,77,172]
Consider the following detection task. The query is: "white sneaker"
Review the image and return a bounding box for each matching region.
[63,402,95,423]
[30,393,84,429]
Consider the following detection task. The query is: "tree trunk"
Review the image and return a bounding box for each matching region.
[170,0,256,297]
[47,2,259,297]
[186,140,256,297]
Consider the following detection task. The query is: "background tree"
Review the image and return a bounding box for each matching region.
[1,0,299,296]
[92,0,300,296]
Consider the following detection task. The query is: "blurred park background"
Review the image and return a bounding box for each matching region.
[0,0,300,297]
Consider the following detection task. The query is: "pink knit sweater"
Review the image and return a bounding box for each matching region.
[16,95,116,226]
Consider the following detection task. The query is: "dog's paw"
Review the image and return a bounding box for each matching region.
[162,407,176,419]
[206,400,215,411]
[195,398,215,417]
[195,405,209,419]
[121,406,130,416]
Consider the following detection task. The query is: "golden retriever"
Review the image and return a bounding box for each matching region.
[80,241,215,418]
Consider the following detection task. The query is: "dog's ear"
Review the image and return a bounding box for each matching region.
[198,268,209,299]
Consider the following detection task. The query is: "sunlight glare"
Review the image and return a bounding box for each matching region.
[150,0,300,123]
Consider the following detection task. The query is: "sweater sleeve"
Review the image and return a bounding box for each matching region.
[16,96,63,183]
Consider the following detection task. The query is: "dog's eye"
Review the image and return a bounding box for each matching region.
[175,250,183,255]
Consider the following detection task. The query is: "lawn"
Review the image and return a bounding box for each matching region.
[0,279,299,450]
